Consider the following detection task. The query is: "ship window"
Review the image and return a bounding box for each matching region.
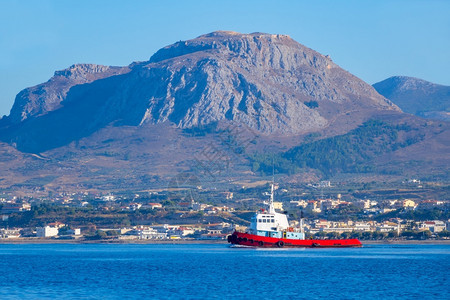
[271,219,274,223]
[263,219,266,223]
[258,219,262,223]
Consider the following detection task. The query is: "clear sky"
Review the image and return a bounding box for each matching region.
[1,0,449,117]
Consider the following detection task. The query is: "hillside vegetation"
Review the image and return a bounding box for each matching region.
[251,120,424,177]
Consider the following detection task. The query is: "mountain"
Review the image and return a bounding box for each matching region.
[253,116,449,180]
[0,31,448,194]
[0,31,398,153]
[373,76,450,121]
[7,64,130,125]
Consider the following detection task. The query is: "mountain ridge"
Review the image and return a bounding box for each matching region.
[1,31,398,153]
[0,31,447,194]
[7,64,130,125]
[373,76,450,121]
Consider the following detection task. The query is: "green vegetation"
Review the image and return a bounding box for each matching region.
[17,175,58,187]
[0,202,234,229]
[251,120,424,177]
[182,122,218,136]
[375,208,450,222]
[2,204,132,228]
[312,230,448,240]
[304,100,319,109]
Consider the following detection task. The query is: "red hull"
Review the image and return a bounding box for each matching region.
[228,231,362,248]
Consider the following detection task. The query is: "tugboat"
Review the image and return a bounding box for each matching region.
[228,184,362,248]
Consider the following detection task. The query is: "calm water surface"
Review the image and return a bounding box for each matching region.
[0,243,449,299]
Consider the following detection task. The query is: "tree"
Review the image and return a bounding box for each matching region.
[401,230,416,238]
[315,231,327,238]
[94,230,107,239]
[340,232,351,239]
[58,225,71,236]
[371,231,381,240]
[106,230,119,236]
[437,230,450,238]
[351,231,362,239]
[304,100,319,109]
[387,231,398,239]
[326,232,339,239]
[420,230,432,240]
[362,231,372,240]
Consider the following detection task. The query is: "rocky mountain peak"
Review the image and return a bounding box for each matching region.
[373,76,449,120]
[7,64,130,124]
[149,31,331,71]
[375,76,439,93]
[138,31,397,133]
[53,64,122,80]
[3,31,399,152]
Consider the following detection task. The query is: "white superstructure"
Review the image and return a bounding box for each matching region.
[249,184,295,238]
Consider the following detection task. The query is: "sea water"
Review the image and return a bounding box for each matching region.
[0,243,448,299]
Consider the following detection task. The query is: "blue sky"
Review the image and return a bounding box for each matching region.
[1,0,449,117]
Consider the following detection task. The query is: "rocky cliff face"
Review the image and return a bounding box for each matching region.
[134,31,397,133]
[8,64,130,124]
[2,31,398,152]
[373,76,450,121]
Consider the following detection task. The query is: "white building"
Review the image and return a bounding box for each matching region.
[290,200,308,208]
[356,199,371,209]
[192,202,209,211]
[126,227,167,239]
[36,226,59,238]
[273,201,283,211]
[0,228,21,238]
[420,221,446,233]
[376,224,397,232]
[318,181,331,188]
[354,222,372,232]
[145,203,163,210]
[167,226,195,237]
[306,201,321,213]
[102,195,116,201]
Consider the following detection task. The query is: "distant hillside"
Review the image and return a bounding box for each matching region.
[251,117,449,179]
[373,76,450,121]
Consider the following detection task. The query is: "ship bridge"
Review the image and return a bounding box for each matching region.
[249,211,289,233]
[249,184,291,237]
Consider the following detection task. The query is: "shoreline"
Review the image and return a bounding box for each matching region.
[0,238,228,245]
[1,238,449,245]
[362,239,450,245]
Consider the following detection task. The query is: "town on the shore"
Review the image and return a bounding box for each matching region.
[1,180,449,242]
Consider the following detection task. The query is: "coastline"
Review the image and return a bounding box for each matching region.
[1,238,449,245]
[0,238,228,245]
[362,239,450,245]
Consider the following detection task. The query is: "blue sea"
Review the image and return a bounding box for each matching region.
[0,243,449,299]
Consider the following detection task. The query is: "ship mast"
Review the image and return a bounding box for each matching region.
[300,210,304,234]
[268,158,275,214]
[268,183,275,214]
